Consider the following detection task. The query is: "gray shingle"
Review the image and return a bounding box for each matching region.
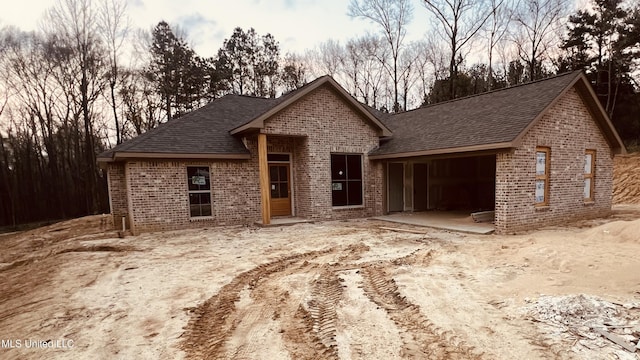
[99,76,334,160]
[372,71,583,156]
[99,94,278,158]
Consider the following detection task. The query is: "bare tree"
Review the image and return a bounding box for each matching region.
[45,0,108,214]
[484,0,514,89]
[0,28,11,119]
[281,53,308,93]
[309,39,344,77]
[422,0,492,98]
[341,34,390,109]
[398,43,421,110]
[348,0,413,112]
[119,68,163,138]
[98,0,129,144]
[512,0,568,80]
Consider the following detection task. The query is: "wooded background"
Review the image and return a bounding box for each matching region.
[1,0,638,227]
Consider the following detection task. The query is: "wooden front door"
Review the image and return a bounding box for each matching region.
[269,163,291,216]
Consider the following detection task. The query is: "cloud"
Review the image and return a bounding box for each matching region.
[129,0,145,8]
[178,13,217,32]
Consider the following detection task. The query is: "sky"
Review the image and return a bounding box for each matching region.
[0,0,436,58]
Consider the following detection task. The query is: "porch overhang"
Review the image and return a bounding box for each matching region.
[369,142,513,160]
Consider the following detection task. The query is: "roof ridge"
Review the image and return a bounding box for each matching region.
[222,93,278,100]
[397,70,582,115]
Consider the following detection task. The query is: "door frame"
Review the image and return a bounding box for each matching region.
[413,162,429,211]
[387,162,405,213]
[268,152,294,216]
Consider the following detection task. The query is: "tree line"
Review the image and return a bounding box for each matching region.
[312,0,639,121]
[0,0,308,228]
[0,0,639,227]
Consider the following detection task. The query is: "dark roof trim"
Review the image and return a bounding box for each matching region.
[230,76,393,137]
[368,142,513,160]
[512,72,626,154]
[98,152,251,163]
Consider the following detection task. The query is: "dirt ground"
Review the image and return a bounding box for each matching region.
[614,152,640,205]
[1,154,639,359]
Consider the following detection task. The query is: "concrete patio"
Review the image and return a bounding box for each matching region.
[373,211,495,235]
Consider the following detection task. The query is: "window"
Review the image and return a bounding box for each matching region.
[331,154,363,207]
[535,147,550,206]
[584,150,596,201]
[187,166,212,217]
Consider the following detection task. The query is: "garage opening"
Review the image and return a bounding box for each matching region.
[413,155,496,212]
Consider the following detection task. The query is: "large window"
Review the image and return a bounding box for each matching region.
[187,166,212,217]
[584,150,596,201]
[535,147,550,206]
[331,154,363,207]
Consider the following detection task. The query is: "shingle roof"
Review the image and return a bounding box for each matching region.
[99,70,624,162]
[99,75,392,161]
[98,94,279,160]
[371,71,586,157]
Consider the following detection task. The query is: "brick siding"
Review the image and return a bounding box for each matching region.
[106,84,613,235]
[106,84,384,233]
[262,84,384,220]
[106,163,129,230]
[122,159,261,234]
[495,88,613,234]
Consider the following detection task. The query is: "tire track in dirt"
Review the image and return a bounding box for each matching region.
[182,243,376,360]
[304,266,343,359]
[182,242,486,359]
[181,248,334,359]
[359,265,483,360]
[392,248,435,267]
[182,243,374,360]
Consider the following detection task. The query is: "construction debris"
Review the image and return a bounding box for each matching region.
[470,211,495,223]
[593,327,637,352]
[524,295,640,357]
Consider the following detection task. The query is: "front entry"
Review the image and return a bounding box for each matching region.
[269,163,291,216]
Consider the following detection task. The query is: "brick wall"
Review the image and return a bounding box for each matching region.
[262,84,384,220]
[105,83,385,233]
[122,159,260,234]
[495,88,614,234]
[106,163,129,229]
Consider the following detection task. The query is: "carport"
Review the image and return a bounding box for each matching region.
[385,154,496,215]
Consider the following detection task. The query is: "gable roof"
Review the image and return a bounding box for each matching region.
[99,71,625,163]
[229,75,392,136]
[98,75,391,162]
[370,71,625,159]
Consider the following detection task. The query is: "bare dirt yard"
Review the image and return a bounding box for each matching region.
[0,154,639,360]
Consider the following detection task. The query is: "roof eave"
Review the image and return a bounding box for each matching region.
[97,151,252,163]
[369,142,514,160]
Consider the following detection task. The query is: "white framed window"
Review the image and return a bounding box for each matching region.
[535,147,550,206]
[330,154,363,207]
[584,150,596,201]
[187,166,212,217]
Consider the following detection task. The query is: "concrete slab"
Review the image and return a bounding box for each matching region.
[373,211,495,235]
[255,217,313,227]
